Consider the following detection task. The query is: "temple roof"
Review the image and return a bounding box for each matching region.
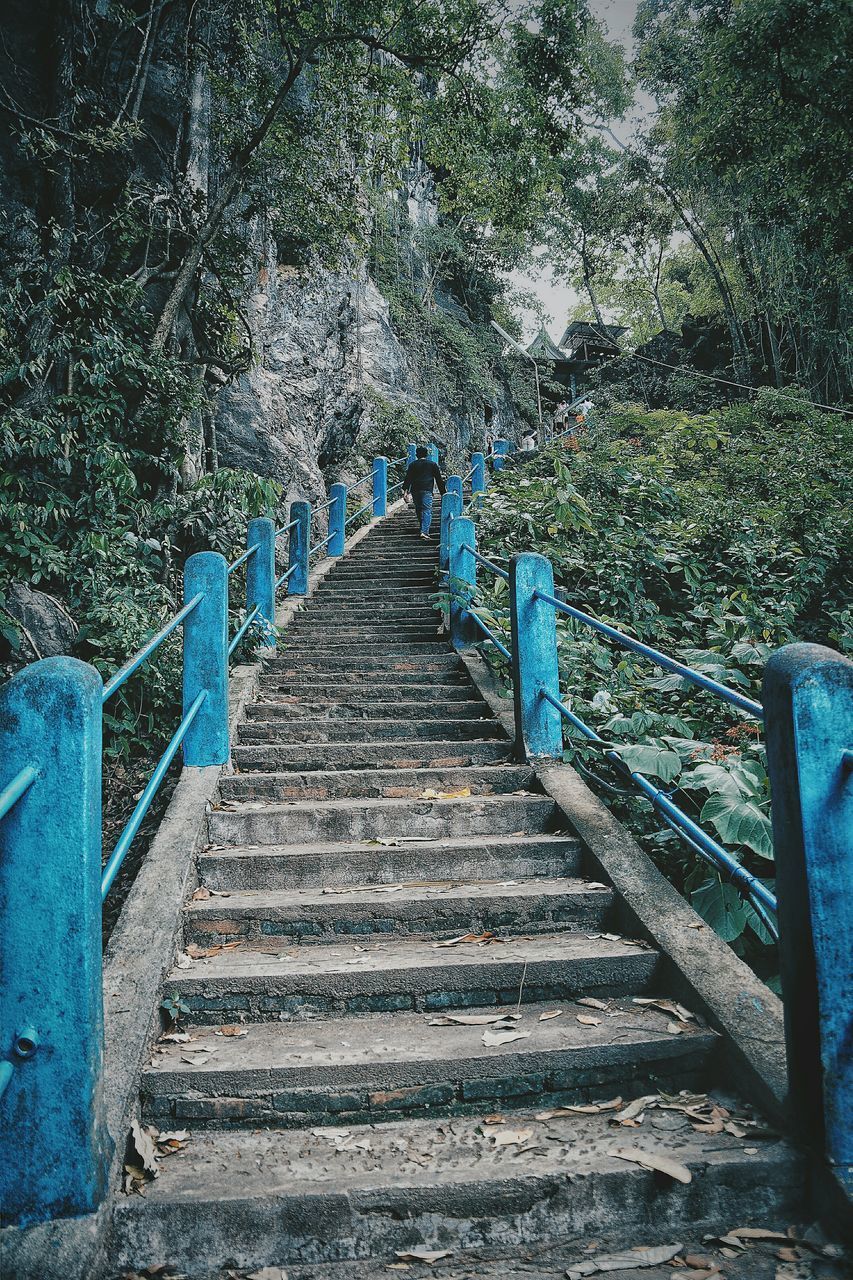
[526,325,569,362]
[558,320,627,352]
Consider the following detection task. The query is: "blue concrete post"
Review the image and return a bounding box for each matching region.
[183,551,229,767]
[763,643,853,1194]
[373,456,388,518]
[427,444,439,465]
[0,657,111,1226]
[287,500,310,596]
[439,488,462,571]
[329,483,347,557]
[449,516,477,649]
[407,443,417,467]
[492,439,511,471]
[246,517,275,649]
[509,553,563,760]
[471,452,486,496]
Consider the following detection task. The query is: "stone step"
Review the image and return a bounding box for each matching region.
[236,718,507,744]
[199,833,583,892]
[325,570,437,583]
[264,655,465,674]
[302,606,438,619]
[231,741,513,773]
[277,643,448,656]
[252,680,479,701]
[182,876,613,947]
[141,996,715,1127]
[112,1108,801,1273]
[163,930,660,1023]
[242,701,489,721]
[208,793,554,845]
[285,626,440,642]
[221,765,534,803]
[313,589,436,602]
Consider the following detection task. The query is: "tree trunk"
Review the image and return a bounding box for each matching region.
[151,53,306,353]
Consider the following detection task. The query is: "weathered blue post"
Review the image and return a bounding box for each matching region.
[492,439,511,471]
[763,643,853,1194]
[0,657,111,1226]
[471,452,486,496]
[449,516,477,649]
[439,488,462,571]
[427,443,439,465]
[183,551,229,767]
[329,483,347,557]
[407,443,417,467]
[246,517,275,648]
[373,456,388,518]
[446,473,463,505]
[287,499,310,596]
[509,553,563,760]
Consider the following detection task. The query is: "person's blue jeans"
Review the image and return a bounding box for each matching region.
[413,489,433,534]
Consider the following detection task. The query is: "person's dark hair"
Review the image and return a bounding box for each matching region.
[416,445,428,458]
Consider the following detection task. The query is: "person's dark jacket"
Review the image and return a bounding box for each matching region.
[403,460,446,495]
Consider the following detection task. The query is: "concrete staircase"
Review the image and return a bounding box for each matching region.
[111,509,803,1275]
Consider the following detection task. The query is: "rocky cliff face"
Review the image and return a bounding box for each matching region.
[215,163,520,501]
[215,237,412,504]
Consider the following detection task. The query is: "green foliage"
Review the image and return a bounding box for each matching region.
[472,393,852,965]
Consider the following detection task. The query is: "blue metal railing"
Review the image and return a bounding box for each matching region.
[100,689,207,901]
[538,686,778,936]
[345,501,373,527]
[102,593,203,703]
[533,588,762,719]
[0,765,38,823]
[227,543,259,574]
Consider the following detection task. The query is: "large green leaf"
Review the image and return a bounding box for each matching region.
[700,793,774,859]
[611,742,682,783]
[681,761,747,798]
[691,878,748,942]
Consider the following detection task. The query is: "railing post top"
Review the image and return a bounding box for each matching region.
[0,653,104,705]
[763,641,853,699]
[510,550,554,578]
[185,548,228,576]
[248,514,275,532]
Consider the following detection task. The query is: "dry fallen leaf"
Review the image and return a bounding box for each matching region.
[576,1014,601,1026]
[731,1228,790,1242]
[158,1031,190,1044]
[191,886,212,900]
[612,1095,658,1125]
[577,997,609,1011]
[246,1269,289,1280]
[566,1243,683,1277]
[537,1098,622,1119]
[215,1025,248,1037]
[435,931,499,948]
[429,1012,520,1026]
[632,997,695,1023]
[129,1119,160,1178]
[612,1146,692,1184]
[419,787,471,800]
[394,1248,452,1263]
[539,1009,564,1021]
[491,1127,534,1147]
[482,1027,532,1048]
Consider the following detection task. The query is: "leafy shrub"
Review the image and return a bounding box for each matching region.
[471,391,852,971]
